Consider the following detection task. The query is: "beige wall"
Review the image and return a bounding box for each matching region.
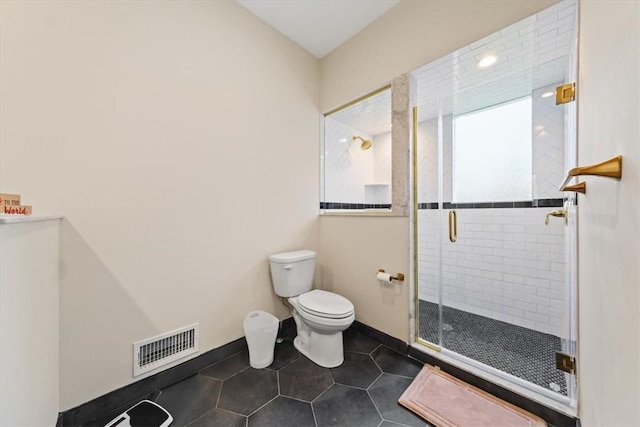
[577,1,640,425]
[318,216,410,340]
[320,0,559,111]
[0,1,319,410]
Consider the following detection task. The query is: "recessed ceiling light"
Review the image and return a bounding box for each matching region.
[542,92,554,98]
[477,55,497,68]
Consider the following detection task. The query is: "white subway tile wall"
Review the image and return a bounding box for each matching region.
[323,119,392,205]
[373,132,392,185]
[416,85,567,338]
[418,208,566,337]
[323,117,374,204]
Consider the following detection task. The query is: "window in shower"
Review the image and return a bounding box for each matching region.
[452,96,532,203]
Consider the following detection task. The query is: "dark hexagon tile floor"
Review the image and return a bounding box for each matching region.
[267,339,300,370]
[380,421,420,427]
[330,351,382,389]
[80,326,443,427]
[369,374,428,427]
[200,351,249,380]
[312,384,382,427]
[154,375,221,426]
[279,357,334,402]
[186,408,247,427]
[248,396,315,427]
[372,346,423,378]
[218,368,279,415]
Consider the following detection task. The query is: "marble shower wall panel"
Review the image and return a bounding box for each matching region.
[391,74,411,216]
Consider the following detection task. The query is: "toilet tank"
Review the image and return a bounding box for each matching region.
[268,250,316,297]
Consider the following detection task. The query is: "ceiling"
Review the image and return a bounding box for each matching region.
[235,0,401,58]
[326,0,577,134]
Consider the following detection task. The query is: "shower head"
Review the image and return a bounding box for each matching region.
[352,135,373,150]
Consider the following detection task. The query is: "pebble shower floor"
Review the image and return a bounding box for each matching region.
[418,299,567,395]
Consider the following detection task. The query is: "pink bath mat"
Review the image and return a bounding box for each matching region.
[399,365,547,427]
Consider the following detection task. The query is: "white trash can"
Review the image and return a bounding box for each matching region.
[243,310,279,369]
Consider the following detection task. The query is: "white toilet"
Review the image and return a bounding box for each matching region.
[268,250,354,368]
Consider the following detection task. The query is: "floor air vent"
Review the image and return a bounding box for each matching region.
[133,323,199,377]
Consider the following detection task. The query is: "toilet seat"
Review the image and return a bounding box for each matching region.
[297,290,354,319]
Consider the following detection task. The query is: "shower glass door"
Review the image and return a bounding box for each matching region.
[414,0,578,409]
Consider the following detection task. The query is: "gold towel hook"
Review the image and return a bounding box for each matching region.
[562,182,587,194]
[559,155,622,191]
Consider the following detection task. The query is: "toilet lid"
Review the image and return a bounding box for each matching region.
[297,290,354,319]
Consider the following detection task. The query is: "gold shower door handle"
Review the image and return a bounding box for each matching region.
[449,210,457,242]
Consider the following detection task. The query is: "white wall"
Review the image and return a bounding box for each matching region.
[0,219,60,426]
[577,1,640,425]
[0,0,320,410]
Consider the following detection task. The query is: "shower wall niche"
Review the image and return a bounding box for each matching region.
[322,87,392,211]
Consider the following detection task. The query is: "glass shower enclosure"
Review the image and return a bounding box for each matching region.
[412,0,578,412]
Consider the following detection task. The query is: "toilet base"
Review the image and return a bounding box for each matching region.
[293,329,345,368]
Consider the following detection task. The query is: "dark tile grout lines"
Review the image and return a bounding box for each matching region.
[75,321,576,427]
[177,342,424,427]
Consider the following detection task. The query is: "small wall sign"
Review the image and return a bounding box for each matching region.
[0,194,32,215]
[0,193,21,206]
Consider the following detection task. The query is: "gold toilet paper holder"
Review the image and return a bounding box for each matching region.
[378,269,405,282]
